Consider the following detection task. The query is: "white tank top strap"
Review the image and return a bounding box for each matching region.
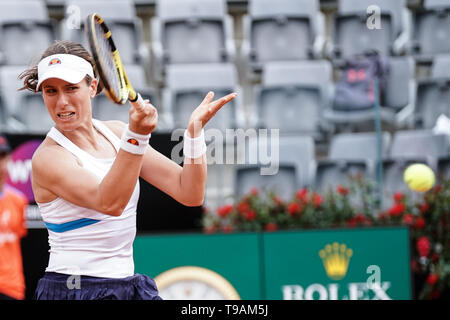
[92,118,121,152]
[47,126,90,162]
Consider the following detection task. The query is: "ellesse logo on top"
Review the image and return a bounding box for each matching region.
[48,58,61,66]
[127,138,139,146]
[319,242,353,280]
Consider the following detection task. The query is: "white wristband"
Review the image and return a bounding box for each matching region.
[120,126,151,155]
[183,129,207,159]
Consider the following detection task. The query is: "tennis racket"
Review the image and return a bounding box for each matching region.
[85,13,144,107]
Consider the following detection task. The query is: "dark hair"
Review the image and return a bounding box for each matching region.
[18,40,103,95]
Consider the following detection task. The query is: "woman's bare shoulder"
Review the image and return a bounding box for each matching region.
[102,120,127,139]
[32,137,79,169]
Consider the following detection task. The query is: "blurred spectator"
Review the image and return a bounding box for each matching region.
[0,135,28,300]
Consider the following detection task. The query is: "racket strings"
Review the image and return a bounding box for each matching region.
[94,22,122,99]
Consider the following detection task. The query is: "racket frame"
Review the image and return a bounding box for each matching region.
[85,13,139,105]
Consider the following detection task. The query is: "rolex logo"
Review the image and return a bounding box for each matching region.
[319,242,353,280]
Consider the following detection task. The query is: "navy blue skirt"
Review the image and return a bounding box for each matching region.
[34,272,163,300]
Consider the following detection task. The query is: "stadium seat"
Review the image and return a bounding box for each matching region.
[0,0,57,65]
[329,131,392,162]
[61,0,149,66]
[0,95,10,132]
[437,156,450,180]
[151,0,235,82]
[314,159,371,191]
[414,55,450,129]
[93,64,157,123]
[411,0,450,63]
[162,63,242,133]
[0,65,59,133]
[323,56,416,130]
[327,0,410,60]
[16,93,54,134]
[430,54,450,78]
[235,135,316,200]
[234,164,297,201]
[253,60,333,140]
[0,65,35,131]
[389,129,450,170]
[240,0,326,74]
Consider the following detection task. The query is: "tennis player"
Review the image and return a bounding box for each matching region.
[19,40,236,300]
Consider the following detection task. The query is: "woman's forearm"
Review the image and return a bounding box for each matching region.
[179,154,207,206]
[97,150,145,216]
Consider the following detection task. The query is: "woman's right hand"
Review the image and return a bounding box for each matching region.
[128,95,158,135]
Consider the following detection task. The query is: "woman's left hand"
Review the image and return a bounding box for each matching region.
[187,91,237,138]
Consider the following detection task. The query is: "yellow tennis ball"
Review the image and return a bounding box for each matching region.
[403,163,435,192]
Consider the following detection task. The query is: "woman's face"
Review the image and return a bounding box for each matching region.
[41,77,98,132]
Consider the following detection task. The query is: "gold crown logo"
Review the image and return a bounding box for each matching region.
[319,242,353,280]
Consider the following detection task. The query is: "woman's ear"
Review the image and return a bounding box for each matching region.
[90,78,98,98]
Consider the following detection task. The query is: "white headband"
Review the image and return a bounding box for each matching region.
[36,54,94,91]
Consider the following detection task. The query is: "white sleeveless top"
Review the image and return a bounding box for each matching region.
[37,119,140,278]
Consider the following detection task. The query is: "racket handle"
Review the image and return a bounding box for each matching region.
[130,93,145,110]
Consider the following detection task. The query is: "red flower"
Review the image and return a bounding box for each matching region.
[355,213,365,224]
[295,188,308,202]
[426,274,439,287]
[348,218,357,228]
[431,289,441,299]
[222,225,233,233]
[237,201,250,214]
[402,213,414,226]
[434,185,442,193]
[410,260,419,273]
[250,187,259,196]
[414,216,426,229]
[245,210,257,221]
[349,214,369,227]
[432,253,440,263]
[417,236,430,257]
[420,203,429,214]
[217,204,233,218]
[337,185,349,196]
[287,202,301,216]
[313,193,323,208]
[273,196,284,206]
[204,225,217,234]
[265,222,278,232]
[388,203,405,217]
[393,192,404,203]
